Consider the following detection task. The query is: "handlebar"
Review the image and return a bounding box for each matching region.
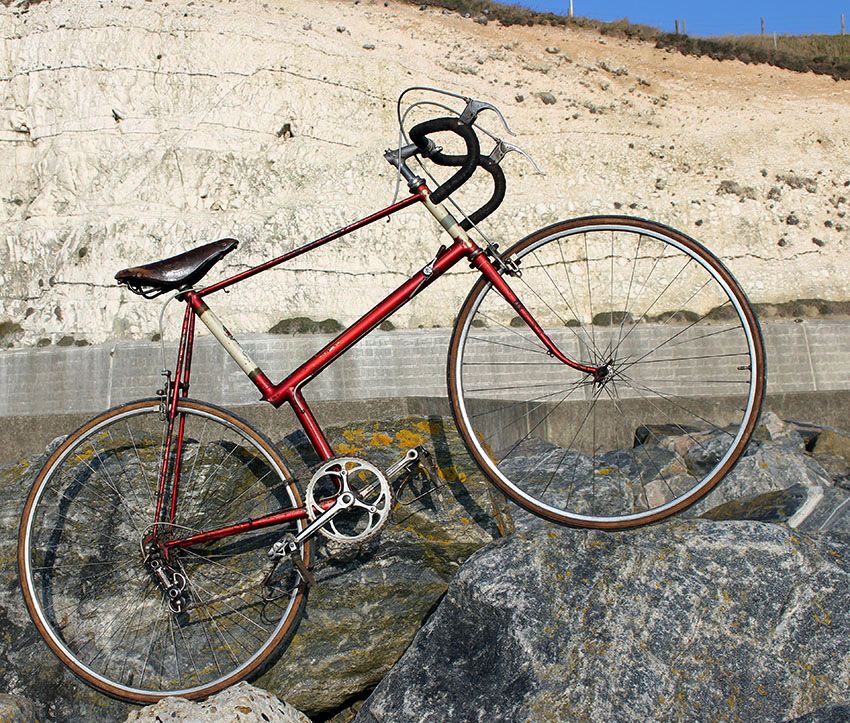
[397,90,540,228]
[408,115,506,227]
[415,145,507,231]
[408,117,480,205]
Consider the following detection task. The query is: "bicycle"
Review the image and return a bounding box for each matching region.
[18,87,765,703]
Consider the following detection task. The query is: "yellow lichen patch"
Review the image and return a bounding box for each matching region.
[342,428,366,443]
[757,685,768,696]
[336,442,361,455]
[436,465,467,484]
[73,448,96,464]
[596,467,613,476]
[413,419,434,434]
[727,694,737,709]
[396,429,426,449]
[459,517,472,526]
[342,427,366,442]
[369,433,394,448]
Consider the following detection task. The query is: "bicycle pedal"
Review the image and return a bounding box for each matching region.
[416,448,444,501]
[267,534,316,588]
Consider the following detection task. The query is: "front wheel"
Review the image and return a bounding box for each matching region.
[19,398,311,702]
[449,216,765,529]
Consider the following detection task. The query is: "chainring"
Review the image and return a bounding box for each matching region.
[305,457,393,544]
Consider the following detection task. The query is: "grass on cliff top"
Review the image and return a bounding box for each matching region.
[409,0,850,80]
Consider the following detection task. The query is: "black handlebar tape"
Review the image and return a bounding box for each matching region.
[460,158,506,231]
[408,117,480,205]
[417,148,507,230]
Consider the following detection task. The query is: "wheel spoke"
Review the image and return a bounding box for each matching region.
[451,219,763,527]
[22,400,309,700]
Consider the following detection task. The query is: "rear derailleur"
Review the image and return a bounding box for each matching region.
[142,544,188,614]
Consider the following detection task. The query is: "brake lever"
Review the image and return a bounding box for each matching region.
[459,99,515,137]
[488,140,546,176]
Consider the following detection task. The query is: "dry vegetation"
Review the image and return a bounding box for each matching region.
[410,0,850,79]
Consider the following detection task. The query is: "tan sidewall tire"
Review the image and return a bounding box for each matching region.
[18,398,311,703]
[447,216,765,529]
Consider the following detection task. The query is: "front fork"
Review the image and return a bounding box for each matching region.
[419,188,608,383]
[469,240,609,383]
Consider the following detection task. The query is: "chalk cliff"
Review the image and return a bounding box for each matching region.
[1,0,848,348]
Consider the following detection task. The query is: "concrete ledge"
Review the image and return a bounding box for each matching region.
[1,320,848,464]
[1,320,848,419]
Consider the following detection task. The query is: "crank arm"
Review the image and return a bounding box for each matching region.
[295,492,354,544]
[386,448,420,479]
[266,494,356,587]
[268,491,355,559]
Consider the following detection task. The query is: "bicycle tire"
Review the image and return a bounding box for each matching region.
[19,398,311,702]
[448,216,765,528]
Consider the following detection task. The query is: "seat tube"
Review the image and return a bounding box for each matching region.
[288,388,334,462]
[154,303,194,532]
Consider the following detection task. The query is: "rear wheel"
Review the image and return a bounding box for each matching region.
[19,398,310,702]
[449,216,765,528]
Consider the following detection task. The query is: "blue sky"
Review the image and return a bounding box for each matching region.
[514,1,849,36]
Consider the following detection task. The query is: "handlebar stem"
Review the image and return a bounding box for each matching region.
[383,147,426,191]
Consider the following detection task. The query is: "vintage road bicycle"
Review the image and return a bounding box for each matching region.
[19,88,765,703]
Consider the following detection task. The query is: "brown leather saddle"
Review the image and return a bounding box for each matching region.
[115,238,238,297]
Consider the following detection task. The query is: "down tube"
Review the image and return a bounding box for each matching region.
[267,242,472,406]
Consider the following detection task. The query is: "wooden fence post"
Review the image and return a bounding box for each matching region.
[675,19,679,34]
[682,19,687,34]
[842,14,846,35]
[761,16,765,34]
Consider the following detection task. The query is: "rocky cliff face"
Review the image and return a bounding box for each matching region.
[1,0,849,349]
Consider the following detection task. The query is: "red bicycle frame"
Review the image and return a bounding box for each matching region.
[158,183,601,553]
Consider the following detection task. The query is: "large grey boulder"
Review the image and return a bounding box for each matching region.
[0,692,37,722]
[789,702,850,722]
[355,520,850,722]
[703,483,850,534]
[698,416,850,532]
[687,441,835,516]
